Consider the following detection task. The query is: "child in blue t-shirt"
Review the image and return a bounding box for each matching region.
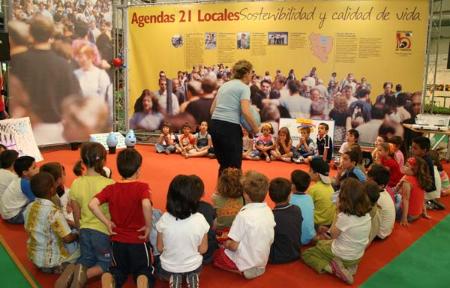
[289,170,316,245]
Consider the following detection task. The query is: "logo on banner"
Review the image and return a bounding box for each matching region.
[396,31,412,51]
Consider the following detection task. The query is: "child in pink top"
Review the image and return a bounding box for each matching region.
[255,123,275,162]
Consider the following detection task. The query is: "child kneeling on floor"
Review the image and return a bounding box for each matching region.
[24,172,79,275]
[89,148,154,288]
[302,178,372,285]
[213,171,275,279]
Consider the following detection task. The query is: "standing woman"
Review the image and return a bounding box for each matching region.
[210,60,259,175]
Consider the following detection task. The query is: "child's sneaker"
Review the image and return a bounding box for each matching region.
[55,263,76,288]
[293,157,304,164]
[243,267,265,279]
[330,258,353,284]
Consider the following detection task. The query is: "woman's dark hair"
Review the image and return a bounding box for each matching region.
[250,85,264,111]
[134,89,160,113]
[80,142,107,177]
[166,175,199,219]
[217,168,243,198]
[40,162,65,197]
[338,178,371,217]
[232,60,253,79]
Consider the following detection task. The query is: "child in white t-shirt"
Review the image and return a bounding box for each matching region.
[213,171,275,279]
[367,164,395,239]
[302,178,372,285]
[156,175,209,288]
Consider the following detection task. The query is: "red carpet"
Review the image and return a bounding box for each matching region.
[1,145,449,287]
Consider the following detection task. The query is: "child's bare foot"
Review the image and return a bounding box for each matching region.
[422,213,431,219]
[266,156,271,163]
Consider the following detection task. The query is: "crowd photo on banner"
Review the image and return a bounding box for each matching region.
[129,63,424,163]
[6,0,113,145]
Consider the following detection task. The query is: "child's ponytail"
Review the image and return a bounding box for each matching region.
[80,142,107,177]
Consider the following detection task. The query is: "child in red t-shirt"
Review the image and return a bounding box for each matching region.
[89,148,153,287]
[176,122,196,156]
[396,157,433,226]
[376,143,403,194]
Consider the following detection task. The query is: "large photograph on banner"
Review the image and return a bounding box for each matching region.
[7,0,113,145]
[127,0,428,145]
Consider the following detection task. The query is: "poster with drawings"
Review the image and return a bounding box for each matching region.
[0,117,43,162]
[279,118,335,147]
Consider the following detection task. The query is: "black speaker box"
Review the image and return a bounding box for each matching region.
[0,32,10,61]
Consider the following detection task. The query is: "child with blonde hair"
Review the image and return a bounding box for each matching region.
[254,123,275,162]
[212,168,244,233]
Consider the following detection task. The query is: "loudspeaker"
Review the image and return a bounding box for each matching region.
[447,41,450,69]
[0,32,10,61]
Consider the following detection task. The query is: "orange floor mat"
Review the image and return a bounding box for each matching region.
[1,145,449,288]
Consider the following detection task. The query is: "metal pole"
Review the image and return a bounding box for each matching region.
[422,0,434,115]
[431,0,443,114]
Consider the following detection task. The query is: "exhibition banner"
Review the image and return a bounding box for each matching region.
[0,117,43,161]
[8,0,114,145]
[127,0,428,122]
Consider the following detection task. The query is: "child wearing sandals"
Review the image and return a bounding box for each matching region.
[156,175,209,288]
[270,127,293,162]
[302,178,371,285]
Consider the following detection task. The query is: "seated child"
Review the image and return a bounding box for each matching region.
[190,175,218,264]
[212,168,244,232]
[186,121,213,158]
[156,122,176,154]
[396,157,433,226]
[338,129,359,154]
[363,181,381,245]
[242,128,254,160]
[25,172,79,275]
[89,148,153,288]
[156,175,209,287]
[367,164,395,239]
[333,150,367,193]
[308,157,335,227]
[293,125,316,163]
[388,136,404,167]
[270,127,293,162]
[376,143,403,194]
[213,171,275,279]
[371,135,386,163]
[290,170,316,245]
[0,150,19,195]
[254,123,275,162]
[313,122,333,163]
[40,163,74,226]
[302,178,372,285]
[176,122,196,156]
[429,151,450,196]
[268,177,302,264]
[0,156,39,224]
